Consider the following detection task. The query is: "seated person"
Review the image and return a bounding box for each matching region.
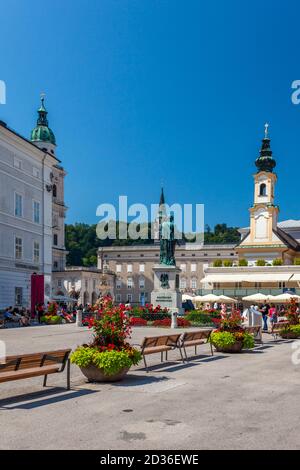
[4,307,15,321]
[19,309,30,327]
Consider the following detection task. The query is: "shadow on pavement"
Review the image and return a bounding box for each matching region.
[114,374,170,387]
[0,386,97,410]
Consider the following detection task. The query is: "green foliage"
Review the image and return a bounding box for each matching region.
[204,224,240,244]
[223,259,233,267]
[71,346,97,367]
[256,259,266,266]
[70,347,142,375]
[185,310,220,325]
[65,222,241,267]
[210,331,236,348]
[294,258,300,265]
[238,259,248,266]
[40,315,62,324]
[243,332,255,349]
[272,258,283,266]
[213,259,223,267]
[290,325,300,334]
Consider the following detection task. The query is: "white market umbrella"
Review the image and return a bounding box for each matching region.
[242,293,268,302]
[193,295,205,302]
[182,294,194,301]
[199,294,220,303]
[217,295,237,303]
[270,293,300,303]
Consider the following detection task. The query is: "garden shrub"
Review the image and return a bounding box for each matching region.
[70,347,141,376]
[223,259,233,267]
[130,317,148,326]
[256,259,266,266]
[238,259,248,266]
[213,259,223,267]
[153,317,191,328]
[185,310,221,325]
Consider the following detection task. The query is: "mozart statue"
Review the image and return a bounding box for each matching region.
[160,214,176,266]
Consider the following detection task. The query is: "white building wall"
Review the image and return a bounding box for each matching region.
[0,123,58,308]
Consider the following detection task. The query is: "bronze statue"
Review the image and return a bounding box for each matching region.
[160,214,176,266]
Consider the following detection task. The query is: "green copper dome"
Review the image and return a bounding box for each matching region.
[31,97,56,145]
[255,123,276,173]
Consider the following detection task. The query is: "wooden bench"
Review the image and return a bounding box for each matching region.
[244,325,263,343]
[180,329,213,360]
[140,334,183,370]
[0,349,71,390]
[271,321,290,340]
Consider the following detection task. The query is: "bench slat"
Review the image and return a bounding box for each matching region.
[0,365,60,383]
[1,349,71,372]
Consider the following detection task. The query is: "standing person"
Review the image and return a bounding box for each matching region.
[37,303,44,324]
[260,301,270,332]
[269,304,278,327]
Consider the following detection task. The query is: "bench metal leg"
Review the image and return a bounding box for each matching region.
[143,355,149,372]
[161,351,163,362]
[178,346,185,363]
[66,359,70,390]
[43,375,47,387]
[210,341,214,356]
[183,346,188,362]
[195,345,197,356]
[165,350,168,361]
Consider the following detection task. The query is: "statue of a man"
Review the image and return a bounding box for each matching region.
[160,214,176,266]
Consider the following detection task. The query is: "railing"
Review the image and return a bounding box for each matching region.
[196,288,300,297]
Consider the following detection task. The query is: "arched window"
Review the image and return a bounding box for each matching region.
[52,184,57,198]
[259,183,267,196]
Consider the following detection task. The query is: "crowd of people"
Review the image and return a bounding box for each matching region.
[242,301,292,331]
[2,306,31,327]
[0,302,79,328]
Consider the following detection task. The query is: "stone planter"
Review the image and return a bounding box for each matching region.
[279,331,300,339]
[214,341,243,353]
[80,364,130,383]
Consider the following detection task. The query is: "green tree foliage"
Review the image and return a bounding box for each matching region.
[204,223,240,244]
[65,222,241,267]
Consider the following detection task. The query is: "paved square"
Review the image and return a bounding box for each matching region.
[1,324,300,450]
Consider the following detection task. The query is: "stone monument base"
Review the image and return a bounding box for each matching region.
[151,264,183,315]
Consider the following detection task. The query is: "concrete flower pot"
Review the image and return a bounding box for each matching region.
[214,341,243,353]
[80,364,130,382]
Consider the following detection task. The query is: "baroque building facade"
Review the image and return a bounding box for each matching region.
[0,98,67,309]
[201,125,300,298]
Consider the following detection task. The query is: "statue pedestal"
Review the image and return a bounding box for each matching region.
[151,265,183,316]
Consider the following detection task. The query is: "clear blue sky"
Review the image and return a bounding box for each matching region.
[1,0,300,229]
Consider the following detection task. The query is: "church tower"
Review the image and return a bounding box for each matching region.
[250,123,279,242]
[153,186,167,243]
[31,95,67,273]
[31,94,56,155]
[236,124,297,265]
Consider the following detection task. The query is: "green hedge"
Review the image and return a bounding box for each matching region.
[185,310,220,325]
[140,312,171,321]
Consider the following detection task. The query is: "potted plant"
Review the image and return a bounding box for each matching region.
[210,306,255,353]
[71,297,142,382]
[279,298,300,339]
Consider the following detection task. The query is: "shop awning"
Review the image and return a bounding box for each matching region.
[201,272,294,284]
[243,273,293,283]
[200,274,248,284]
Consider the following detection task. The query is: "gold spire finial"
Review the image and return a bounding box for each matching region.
[264,122,269,138]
